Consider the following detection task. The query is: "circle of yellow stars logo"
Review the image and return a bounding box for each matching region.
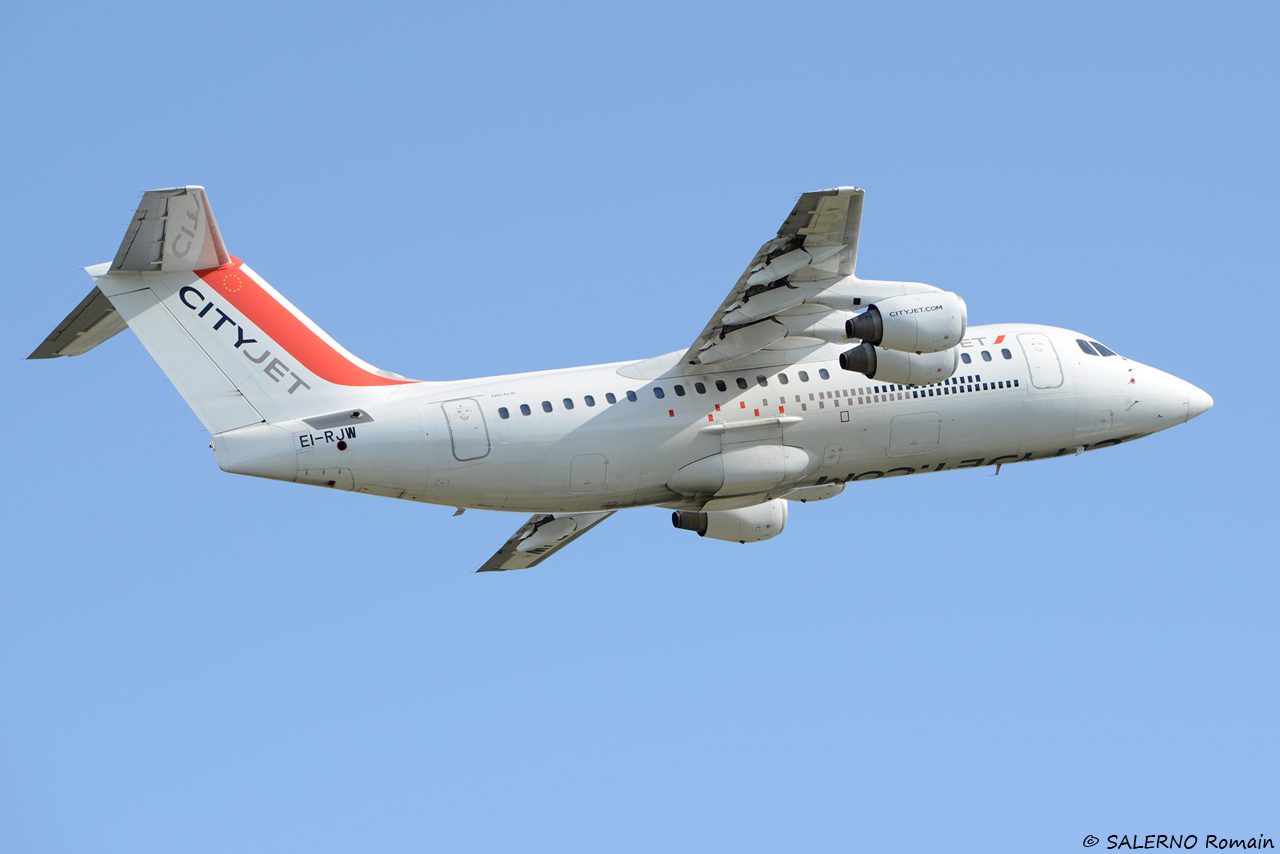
[219,271,246,294]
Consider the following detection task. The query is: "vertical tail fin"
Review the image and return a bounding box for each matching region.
[30,186,420,434]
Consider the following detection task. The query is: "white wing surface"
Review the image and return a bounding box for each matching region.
[477,512,615,572]
[678,187,864,368]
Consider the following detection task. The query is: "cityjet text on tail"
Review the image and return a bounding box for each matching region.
[31,187,1212,570]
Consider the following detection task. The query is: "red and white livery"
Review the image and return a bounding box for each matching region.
[31,187,1212,570]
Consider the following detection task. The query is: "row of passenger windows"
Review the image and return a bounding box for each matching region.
[494,365,1026,419]
[960,348,1013,364]
[1076,339,1118,357]
[902,377,1018,399]
[830,374,1020,402]
[496,368,834,418]
[767,374,1022,412]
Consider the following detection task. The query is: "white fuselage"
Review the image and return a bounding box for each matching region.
[212,323,1207,514]
[33,186,1214,568]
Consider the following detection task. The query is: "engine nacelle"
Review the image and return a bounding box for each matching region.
[839,343,959,385]
[672,499,788,544]
[845,291,967,353]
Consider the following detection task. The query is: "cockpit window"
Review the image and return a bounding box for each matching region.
[1090,340,1117,357]
[1076,339,1099,356]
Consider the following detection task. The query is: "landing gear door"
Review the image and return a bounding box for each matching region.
[1018,332,1064,389]
[442,398,490,461]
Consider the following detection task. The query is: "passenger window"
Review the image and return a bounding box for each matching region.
[585,395,596,407]
[799,371,810,382]
[653,387,665,399]
[1001,348,1012,360]
[498,407,510,419]
[542,401,553,412]
[779,373,789,384]
[715,380,727,392]
[695,382,707,394]
[626,390,638,402]
[756,375,768,387]
[606,393,617,404]
[736,377,748,390]
[674,384,686,396]
[1091,341,1117,357]
[981,351,992,362]
[819,368,830,379]
[961,352,972,364]
[563,398,574,410]
[1076,339,1098,356]
[520,404,531,416]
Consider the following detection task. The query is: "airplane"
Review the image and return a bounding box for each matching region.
[31,186,1212,571]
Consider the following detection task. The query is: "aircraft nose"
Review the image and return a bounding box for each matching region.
[1186,383,1213,422]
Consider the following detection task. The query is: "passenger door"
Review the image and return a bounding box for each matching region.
[441,398,491,461]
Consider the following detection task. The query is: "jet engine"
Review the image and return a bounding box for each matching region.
[838,343,959,385]
[671,499,788,544]
[845,291,967,354]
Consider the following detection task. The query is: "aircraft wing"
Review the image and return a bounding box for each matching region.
[477,511,615,572]
[678,187,864,367]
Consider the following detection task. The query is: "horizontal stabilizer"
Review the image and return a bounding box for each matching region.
[30,185,420,434]
[112,186,229,273]
[29,286,128,359]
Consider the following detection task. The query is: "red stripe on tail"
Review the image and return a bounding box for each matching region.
[197,258,414,387]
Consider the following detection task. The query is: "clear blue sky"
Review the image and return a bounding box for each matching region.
[3,2,1276,852]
